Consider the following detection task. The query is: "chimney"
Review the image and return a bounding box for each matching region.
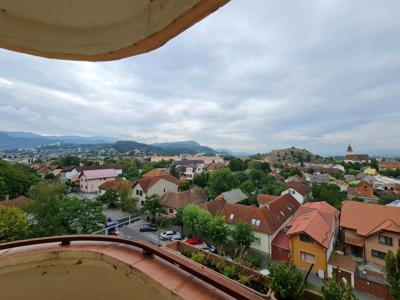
[5,195,9,201]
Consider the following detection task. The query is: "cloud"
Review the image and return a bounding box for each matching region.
[0,0,400,155]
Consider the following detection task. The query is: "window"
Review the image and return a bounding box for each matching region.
[164,188,166,192]
[378,235,392,246]
[299,233,314,244]
[255,219,261,226]
[251,219,256,225]
[229,213,234,220]
[254,237,261,245]
[141,201,144,206]
[169,208,173,214]
[291,190,295,195]
[371,250,386,260]
[300,251,315,263]
[350,245,363,258]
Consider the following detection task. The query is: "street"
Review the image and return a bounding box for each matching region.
[119,219,168,247]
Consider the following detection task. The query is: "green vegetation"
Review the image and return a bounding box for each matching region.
[98,189,119,208]
[321,279,357,300]
[207,168,239,198]
[311,183,346,209]
[231,222,255,250]
[0,159,40,200]
[385,249,400,300]
[0,205,29,243]
[269,262,304,300]
[141,194,165,222]
[182,204,213,237]
[193,172,209,188]
[28,182,106,236]
[119,182,137,213]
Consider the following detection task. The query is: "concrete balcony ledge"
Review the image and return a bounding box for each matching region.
[0,235,264,300]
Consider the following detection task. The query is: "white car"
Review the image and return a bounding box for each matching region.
[171,232,182,240]
[160,231,178,240]
[195,243,217,253]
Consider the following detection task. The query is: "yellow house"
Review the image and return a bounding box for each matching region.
[363,167,378,176]
[286,202,339,278]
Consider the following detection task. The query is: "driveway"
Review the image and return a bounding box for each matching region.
[119,219,168,246]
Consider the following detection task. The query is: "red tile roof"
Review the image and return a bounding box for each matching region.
[257,194,278,205]
[137,175,179,193]
[271,231,289,250]
[379,161,400,169]
[142,169,170,178]
[345,154,369,161]
[286,181,311,196]
[199,198,226,216]
[98,180,136,192]
[206,193,300,234]
[341,200,400,236]
[160,188,207,210]
[0,196,32,208]
[287,201,339,248]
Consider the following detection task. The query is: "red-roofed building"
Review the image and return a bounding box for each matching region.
[204,193,300,255]
[341,200,400,267]
[286,201,339,278]
[132,175,179,209]
[0,195,32,209]
[281,181,311,204]
[98,179,137,195]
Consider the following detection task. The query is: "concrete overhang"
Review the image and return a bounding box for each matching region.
[0,0,229,61]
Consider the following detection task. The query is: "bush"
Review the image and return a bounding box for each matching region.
[223,265,237,279]
[238,274,251,286]
[269,262,304,299]
[191,251,207,265]
[321,279,357,300]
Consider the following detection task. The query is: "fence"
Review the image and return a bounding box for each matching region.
[92,214,140,235]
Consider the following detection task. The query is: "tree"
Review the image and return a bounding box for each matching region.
[208,168,239,198]
[172,208,184,232]
[193,172,209,188]
[0,205,29,243]
[55,155,81,167]
[141,194,165,222]
[28,182,106,236]
[170,165,179,178]
[311,183,346,209]
[228,158,247,172]
[179,180,191,191]
[260,175,286,195]
[98,189,119,208]
[385,249,400,300]
[321,279,357,300]
[208,216,230,252]
[269,262,304,299]
[182,204,212,237]
[119,182,137,213]
[240,180,255,195]
[232,222,254,250]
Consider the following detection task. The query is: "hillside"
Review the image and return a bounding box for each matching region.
[152,141,216,155]
[259,147,329,165]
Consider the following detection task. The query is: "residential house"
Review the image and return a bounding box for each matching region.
[309,173,330,184]
[347,182,379,202]
[204,193,300,255]
[285,175,303,183]
[150,155,180,163]
[372,176,400,192]
[268,170,284,182]
[185,155,224,165]
[386,199,400,207]
[79,169,120,193]
[332,180,349,192]
[341,200,400,267]
[173,160,205,180]
[286,202,339,278]
[98,179,136,195]
[257,194,278,207]
[59,166,80,183]
[363,167,378,176]
[379,161,400,171]
[160,187,207,215]
[132,175,179,209]
[200,197,226,216]
[30,163,50,176]
[344,144,370,163]
[216,188,247,204]
[281,181,311,204]
[206,162,226,172]
[0,195,32,209]
[142,168,170,178]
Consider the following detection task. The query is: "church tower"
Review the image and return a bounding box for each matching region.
[346,144,353,154]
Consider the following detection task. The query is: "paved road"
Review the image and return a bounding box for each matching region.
[119,220,167,247]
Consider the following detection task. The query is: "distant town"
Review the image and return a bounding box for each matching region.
[1,136,400,300]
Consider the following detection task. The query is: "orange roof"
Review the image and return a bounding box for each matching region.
[98,180,136,192]
[0,196,32,209]
[142,169,170,178]
[208,194,300,234]
[340,200,400,236]
[200,198,226,216]
[379,161,400,169]
[287,201,339,248]
[257,194,278,205]
[136,175,179,193]
[287,181,311,196]
[160,188,207,210]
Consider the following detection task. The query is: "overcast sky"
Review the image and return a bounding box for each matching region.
[0,1,400,155]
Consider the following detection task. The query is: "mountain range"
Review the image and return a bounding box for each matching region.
[0,131,227,155]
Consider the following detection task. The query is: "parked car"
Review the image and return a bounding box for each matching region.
[131,216,141,223]
[171,232,182,241]
[139,224,158,232]
[160,231,178,240]
[184,237,206,245]
[195,243,217,253]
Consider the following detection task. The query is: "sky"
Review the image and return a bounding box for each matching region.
[0,1,400,156]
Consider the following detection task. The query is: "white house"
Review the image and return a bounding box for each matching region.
[173,160,205,180]
[79,169,120,193]
[132,175,179,209]
[281,181,311,205]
